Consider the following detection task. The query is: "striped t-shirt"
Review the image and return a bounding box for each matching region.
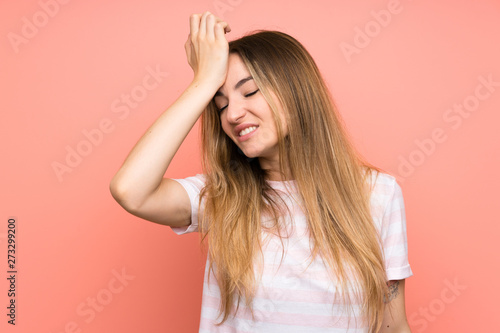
[171,171,413,332]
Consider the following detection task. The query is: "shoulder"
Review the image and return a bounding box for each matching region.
[366,169,400,198]
[365,170,404,222]
[172,173,206,191]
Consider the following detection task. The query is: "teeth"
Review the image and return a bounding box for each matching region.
[239,126,257,136]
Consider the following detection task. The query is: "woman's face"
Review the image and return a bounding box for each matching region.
[214,53,287,162]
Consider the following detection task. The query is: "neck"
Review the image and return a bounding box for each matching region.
[258,156,292,181]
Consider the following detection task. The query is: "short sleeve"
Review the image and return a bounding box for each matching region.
[169,174,206,235]
[379,178,413,281]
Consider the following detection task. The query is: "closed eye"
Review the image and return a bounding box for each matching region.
[245,89,259,97]
[218,89,260,112]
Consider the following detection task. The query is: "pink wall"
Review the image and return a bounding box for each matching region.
[2,0,499,332]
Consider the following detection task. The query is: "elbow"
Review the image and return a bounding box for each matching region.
[109,176,142,213]
[109,174,123,202]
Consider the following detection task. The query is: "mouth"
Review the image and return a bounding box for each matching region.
[236,125,259,142]
[239,126,258,137]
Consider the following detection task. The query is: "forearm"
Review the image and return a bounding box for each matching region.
[378,323,412,333]
[110,79,217,207]
[378,280,411,333]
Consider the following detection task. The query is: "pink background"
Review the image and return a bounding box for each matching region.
[2,0,499,332]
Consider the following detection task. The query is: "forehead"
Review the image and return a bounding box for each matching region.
[227,53,248,73]
[225,54,253,84]
[215,54,255,97]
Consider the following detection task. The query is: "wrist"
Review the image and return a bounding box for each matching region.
[191,75,224,93]
[180,78,220,110]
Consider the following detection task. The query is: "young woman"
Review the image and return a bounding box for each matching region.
[110,11,413,332]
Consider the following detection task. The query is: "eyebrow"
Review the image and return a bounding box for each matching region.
[214,76,253,97]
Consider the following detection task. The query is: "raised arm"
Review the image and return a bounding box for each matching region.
[109,12,230,226]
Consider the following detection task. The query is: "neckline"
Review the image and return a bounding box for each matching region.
[265,178,297,190]
[265,178,295,183]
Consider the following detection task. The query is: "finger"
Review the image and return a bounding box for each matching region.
[184,34,191,54]
[189,14,200,37]
[213,16,231,33]
[206,13,216,40]
[214,22,230,40]
[198,11,210,37]
[222,21,231,34]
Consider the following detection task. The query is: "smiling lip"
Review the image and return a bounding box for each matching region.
[234,123,258,136]
[235,125,259,142]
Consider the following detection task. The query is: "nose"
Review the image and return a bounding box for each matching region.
[225,100,246,123]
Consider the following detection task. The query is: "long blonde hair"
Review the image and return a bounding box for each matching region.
[198,30,391,332]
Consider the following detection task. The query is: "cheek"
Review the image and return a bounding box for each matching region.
[262,106,287,139]
[280,114,289,136]
[220,117,232,138]
[275,105,289,136]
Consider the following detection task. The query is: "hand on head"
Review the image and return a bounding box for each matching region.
[185,11,231,88]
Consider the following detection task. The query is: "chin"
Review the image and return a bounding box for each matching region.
[243,152,259,159]
[239,148,260,159]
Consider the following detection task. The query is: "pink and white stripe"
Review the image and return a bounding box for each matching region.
[172,171,413,332]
